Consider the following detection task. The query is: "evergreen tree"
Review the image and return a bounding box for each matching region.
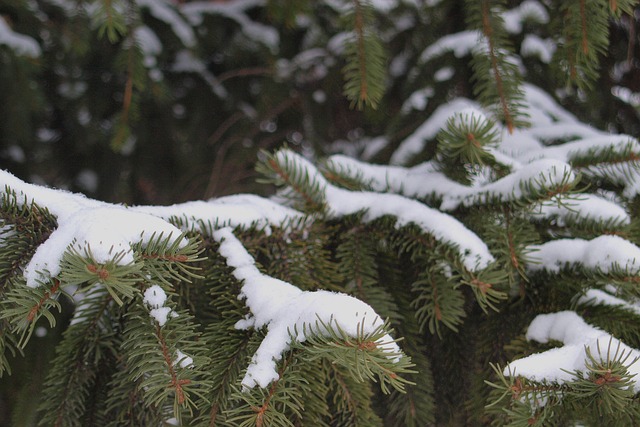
[1,0,640,425]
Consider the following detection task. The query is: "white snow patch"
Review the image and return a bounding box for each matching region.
[136,0,196,47]
[531,194,630,226]
[213,227,401,389]
[24,207,187,287]
[278,150,494,271]
[181,0,278,52]
[505,311,640,392]
[419,31,483,63]
[174,349,194,368]
[401,87,434,113]
[143,284,168,309]
[132,193,303,235]
[527,235,640,274]
[577,289,640,316]
[502,0,549,34]
[143,284,178,327]
[440,159,575,211]
[0,171,299,289]
[0,17,41,57]
[521,35,555,63]
[172,50,228,98]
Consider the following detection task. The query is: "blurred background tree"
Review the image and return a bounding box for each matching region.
[1,0,636,204]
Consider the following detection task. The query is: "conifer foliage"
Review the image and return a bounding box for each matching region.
[2,0,640,426]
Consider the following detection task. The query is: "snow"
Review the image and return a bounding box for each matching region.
[0,17,41,57]
[0,170,306,288]
[612,86,640,107]
[134,25,162,68]
[505,311,640,392]
[531,194,630,226]
[521,35,555,63]
[577,289,640,316]
[391,98,479,165]
[136,0,196,48]
[172,50,228,98]
[502,1,549,34]
[174,349,194,368]
[181,0,278,52]
[440,159,575,210]
[213,227,401,389]
[400,86,434,113]
[143,284,177,327]
[419,31,483,63]
[434,66,454,82]
[25,207,187,287]
[143,284,168,308]
[277,150,494,271]
[132,193,303,235]
[527,235,640,274]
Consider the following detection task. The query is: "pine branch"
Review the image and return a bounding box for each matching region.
[342,0,387,110]
[94,0,128,43]
[435,110,501,185]
[256,149,327,213]
[119,297,211,422]
[411,266,466,336]
[556,0,610,89]
[464,0,528,131]
[37,285,116,427]
[326,361,383,426]
[1,279,62,347]
[224,352,309,427]
[293,317,415,394]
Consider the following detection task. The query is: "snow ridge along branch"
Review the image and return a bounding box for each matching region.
[212,226,404,390]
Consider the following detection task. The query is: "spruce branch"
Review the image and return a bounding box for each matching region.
[37,285,116,427]
[94,0,127,43]
[120,299,211,422]
[224,352,306,427]
[569,339,638,416]
[256,149,327,213]
[569,139,640,182]
[0,188,57,294]
[1,279,62,347]
[326,361,383,426]
[435,110,501,185]
[133,231,205,286]
[57,246,142,306]
[342,0,387,110]
[293,317,415,394]
[555,0,611,90]
[464,0,528,131]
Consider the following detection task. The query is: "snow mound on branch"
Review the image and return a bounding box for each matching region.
[213,227,401,390]
[526,235,640,273]
[25,207,187,287]
[440,158,575,210]
[0,170,302,287]
[577,289,640,316]
[0,170,186,287]
[505,311,640,392]
[531,194,630,226]
[133,193,303,234]
[277,150,495,271]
